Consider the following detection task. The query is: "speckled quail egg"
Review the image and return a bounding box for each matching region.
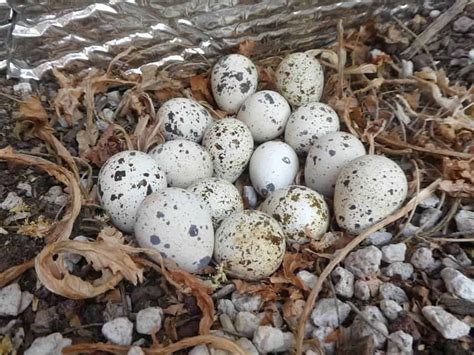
[285,102,340,155]
[249,141,299,196]
[237,90,291,143]
[98,150,167,233]
[276,52,324,106]
[260,185,329,243]
[211,54,258,113]
[149,140,213,188]
[134,188,214,273]
[188,177,244,227]
[214,210,285,280]
[158,98,213,142]
[202,118,254,182]
[305,132,366,197]
[334,155,408,234]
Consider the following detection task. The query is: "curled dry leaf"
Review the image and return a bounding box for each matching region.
[83,125,126,167]
[237,40,257,57]
[269,253,314,290]
[439,158,474,197]
[190,74,214,104]
[233,279,282,302]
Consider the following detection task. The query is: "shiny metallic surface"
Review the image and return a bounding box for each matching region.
[5,1,420,80]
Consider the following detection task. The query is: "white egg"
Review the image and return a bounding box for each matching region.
[249,141,299,196]
[214,210,285,280]
[305,132,366,197]
[158,98,213,142]
[334,155,408,234]
[211,54,258,113]
[202,118,254,182]
[285,102,340,155]
[134,188,214,273]
[188,177,244,227]
[149,140,213,188]
[237,90,291,143]
[260,185,329,243]
[276,52,324,106]
[98,150,167,233]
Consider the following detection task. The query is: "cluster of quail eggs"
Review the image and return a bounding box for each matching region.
[97,52,408,280]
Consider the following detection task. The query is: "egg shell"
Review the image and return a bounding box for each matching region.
[249,141,299,196]
[214,210,285,280]
[149,140,213,188]
[98,150,167,233]
[134,188,214,273]
[334,155,408,234]
[202,118,254,182]
[276,52,324,106]
[188,177,244,227]
[211,54,258,113]
[305,132,366,197]
[158,98,213,143]
[237,90,291,143]
[260,185,329,243]
[285,102,340,155]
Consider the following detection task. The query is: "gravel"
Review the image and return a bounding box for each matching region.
[422,306,470,339]
[440,267,474,301]
[311,326,335,354]
[380,300,403,321]
[331,266,354,298]
[136,307,163,335]
[455,210,474,233]
[297,270,318,289]
[0,192,23,210]
[452,16,474,33]
[354,280,371,301]
[252,326,294,353]
[410,247,438,271]
[379,283,408,304]
[231,292,262,313]
[0,284,22,317]
[127,346,145,355]
[419,208,443,229]
[234,311,260,338]
[382,262,414,280]
[24,333,72,355]
[351,316,388,349]
[364,231,393,246]
[344,246,382,278]
[189,345,210,355]
[311,298,351,328]
[101,317,134,346]
[381,243,407,263]
[236,337,259,355]
[387,330,413,354]
[217,299,238,320]
[418,194,440,209]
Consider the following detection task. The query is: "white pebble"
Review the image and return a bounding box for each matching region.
[418,194,440,209]
[189,345,210,355]
[379,283,408,304]
[354,280,371,301]
[234,312,260,338]
[252,326,294,353]
[44,186,68,206]
[380,300,403,321]
[127,346,145,355]
[17,182,32,197]
[236,337,259,355]
[419,208,442,229]
[231,292,262,313]
[440,267,474,301]
[387,330,413,354]
[24,333,72,355]
[331,267,354,298]
[0,284,22,317]
[102,317,134,346]
[311,298,351,328]
[410,247,438,271]
[429,9,441,18]
[351,317,388,349]
[455,210,474,233]
[297,270,318,290]
[0,192,23,210]
[382,262,414,280]
[136,307,163,335]
[364,231,392,246]
[381,243,407,263]
[470,49,474,64]
[217,299,238,320]
[422,306,470,339]
[361,306,388,325]
[344,246,382,278]
[311,327,335,354]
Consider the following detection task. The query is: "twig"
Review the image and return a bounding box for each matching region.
[0,259,35,288]
[295,179,441,354]
[431,237,474,243]
[401,0,468,59]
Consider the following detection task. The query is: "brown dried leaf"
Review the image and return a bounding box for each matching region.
[83,125,125,167]
[190,74,214,104]
[237,40,257,57]
[233,280,281,302]
[258,66,277,91]
[270,253,314,290]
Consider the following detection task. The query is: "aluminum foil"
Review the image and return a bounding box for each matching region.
[0,0,11,72]
[5,0,421,80]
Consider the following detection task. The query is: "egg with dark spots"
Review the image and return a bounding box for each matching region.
[305,132,366,197]
[236,90,291,143]
[249,141,299,196]
[149,139,213,188]
[334,155,408,234]
[260,185,329,243]
[134,188,214,273]
[285,102,340,155]
[202,118,254,182]
[98,150,167,233]
[214,210,285,280]
[188,177,244,227]
[211,54,258,113]
[276,52,324,106]
[158,98,213,143]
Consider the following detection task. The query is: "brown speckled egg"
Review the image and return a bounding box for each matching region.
[214,210,285,280]
[334,155,408,234]
[134,188,214,273]
[260,185,329,243]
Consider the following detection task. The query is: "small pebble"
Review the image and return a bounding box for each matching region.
[422,306,470,339]
[252,326,294,353]
[236,337,259,355]
[0,192,23,210]
[136,307,163,335]
[455,210,474,233]
[127,346,145,355]
[217,299,238,321]
[331,267,354,298]
[361,306,388,325]
[16,182,32,197]
[401,223,419,237]
[418,194,439,209]
[297,270,318,289]
[0,284,22,317]
[354,280,370,301]
[380,300,403,321]
[19,291,33,314]
[419,208,442,229]
[311,327,335,354]
[231,292,262,313]
[311,298,350,328]
[453,16,474,33]
[469,49,474,64]
[351,317,388,349]
[189,345,210,355]
[13,82,32,98]
[410,247,438,271]
[102,317,134,346]
[382,262,414,280]
[387,330,413,354]
[379,283,408,304]
[234,312,260,338]
[44,186,68,206]
[364,231,393,246]
[344,246,382,278]
[24,333,71,355]
[429,10,440,18]
[381,243,407,263]
[440,267,474,301]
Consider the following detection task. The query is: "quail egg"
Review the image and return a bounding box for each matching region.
[249,141,299,196]
[97,150,167,233]
[202,118,254,182]
[188,177,244,227]
[214,210,285,280]
[276,52,324,106]
[285,102,340,155]
[134,188,214,273]
[305,132,366,197]
[237,90,291,143]
[260,185,329,243]
[334,155,408,234]
[149,140,213,188]
[211,54,258,113]
[158,98,213,143]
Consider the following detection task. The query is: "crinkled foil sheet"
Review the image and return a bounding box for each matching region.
[5,0,421,80]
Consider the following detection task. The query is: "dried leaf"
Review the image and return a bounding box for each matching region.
[258,66,277,91]
[163,303,187,316]
[233,280,281,302]
[190,74,214,103]
[237,40,257,57]
[83,125,125,167]
[270,253,314,290]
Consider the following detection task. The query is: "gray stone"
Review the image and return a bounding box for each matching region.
[453,16,474,33]
[102,317,134,345]
[0,284,22,317]
[252,326,294,353]
[24,333,72,355]
[361,306,387,325]
[311,326,335,355]
[382,243,407,263]
[380,300,403,321]
[297,270,318,289]
[351,317,388,349]
[136,307,163,335]
[311,298,351,328]
[236,337,259,355]
[455,210,474,233]
[344,246,382,278]
[422,306,470,339]
[189,345,210,355]
[232,292,262,312]
[234,312,260,338]
[13,82,32,98]
[44,186,68,206]
[32,307,58,333]
[364,231,392,246]
[219,314,236,334]
[419,194,440,209]
[410,247,438,271]
[354,280,371,301]
[382,262,414,280]
[419,208,442,229]
[441,267,474,301]
[379,283,408,304]
[17,182,32,197]
[331,267,354,298]
[127,346,145,355]
[387,330,413,354]
[401,223,419,237]
[0,192,23,210]
[19,291,33,314]
[217,299,238,320]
